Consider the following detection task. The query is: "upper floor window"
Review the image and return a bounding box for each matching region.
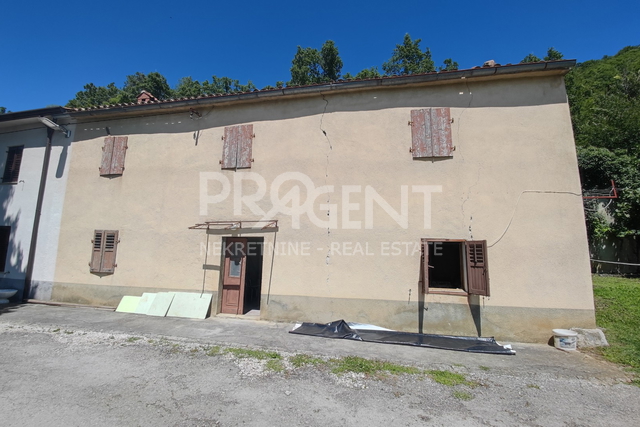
[2,146,24,183]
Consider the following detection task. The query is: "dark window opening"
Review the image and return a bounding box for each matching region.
[0,226,10,272]
[3,146,24,183]
[243,237,264,313]
[428,241,464,290]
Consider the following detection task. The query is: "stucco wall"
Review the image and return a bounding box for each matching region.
[0,125,72,300]
[52,75,595,341]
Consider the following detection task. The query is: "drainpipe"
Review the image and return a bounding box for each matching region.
[22,127,54,301]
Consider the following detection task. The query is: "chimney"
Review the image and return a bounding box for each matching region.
[137,90,159,104]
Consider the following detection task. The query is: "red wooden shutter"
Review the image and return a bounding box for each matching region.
[100,231,119,273]
[110,136,128,175]
[221,126,239,169]
[100,137,115,176]
[236,124,253,169]
[411,110,431,158]
[90,230,104,273]
[2,146,24,183]
[410,108,452,158]
[431,107,453,157]
[421,239,430,294]
[466,240,489,296]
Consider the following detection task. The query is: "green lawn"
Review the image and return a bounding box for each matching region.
[592,275,640,375]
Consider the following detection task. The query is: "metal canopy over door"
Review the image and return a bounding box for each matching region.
[221,238,247,314]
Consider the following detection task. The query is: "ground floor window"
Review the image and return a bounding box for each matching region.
[0,226,10,272]
[421,239,490,296]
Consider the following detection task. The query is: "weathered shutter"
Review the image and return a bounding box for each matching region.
[221,126,239,169]
[466,240,489,296]
[90,230,104,273]
[100,231,119,273]
[0,226,10,272]
[421,239,430,294]
[100,137,115,176]
[236,124,253,169]
[2,146,24,183]
[410,108,452,158]
[110,136,128,175]
[411,110,431,158]
[431,107,453,157]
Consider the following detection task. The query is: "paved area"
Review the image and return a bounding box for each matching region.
[1,303,639,426]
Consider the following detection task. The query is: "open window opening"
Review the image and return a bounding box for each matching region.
[427,241,464,290]
[421,239,489,296]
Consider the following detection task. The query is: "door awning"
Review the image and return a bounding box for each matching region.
[189,220,278,234]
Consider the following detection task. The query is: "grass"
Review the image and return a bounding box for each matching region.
[289,354,325,368]
[452,390,474,401]
[225,347,282,360]
[126,336,141,342]
[265,359,285,372]
[427,370,474,387]
[592,275,640,376]
[330,356,422,376]
[479,366,491,371]
[204,346,221,356]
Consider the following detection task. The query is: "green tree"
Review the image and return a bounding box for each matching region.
[174,77,204,98]
[544,47,564,61]
[289,46,323,85]
[288,40,344,85]
[320,40,343,81]
[120,72,173,102]
[354,67,381,79]
[382,34,435,75]
[202,76,256,94]
[438,58,459,71]
[521,53,542,63]
[66,82,122,108]
[566,46,640,238]
[0,107,6,114]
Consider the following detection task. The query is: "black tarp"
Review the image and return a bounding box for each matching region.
[290,320,515,355]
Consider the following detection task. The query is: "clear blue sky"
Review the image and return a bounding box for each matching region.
[1,0,638,112]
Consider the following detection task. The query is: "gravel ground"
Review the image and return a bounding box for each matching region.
[1,322,639,426]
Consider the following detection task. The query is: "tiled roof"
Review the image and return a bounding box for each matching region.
[68,60,575,114]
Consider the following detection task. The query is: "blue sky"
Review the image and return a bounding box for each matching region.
[1,0,638,112]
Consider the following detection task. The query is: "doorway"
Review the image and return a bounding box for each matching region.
[220,237,264,315]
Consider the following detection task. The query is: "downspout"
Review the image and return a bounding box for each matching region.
[22,126,54,301]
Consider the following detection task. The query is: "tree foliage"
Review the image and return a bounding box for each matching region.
[288,40,343,85]
[439,58,459,71]
[521,53,541,63]
[0,107,6,114]
[566,46,640,237]
[544,47,564,61]
[382,34,436,75]
[66,82,122,108]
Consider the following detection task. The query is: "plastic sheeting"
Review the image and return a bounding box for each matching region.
[290,320,515,355]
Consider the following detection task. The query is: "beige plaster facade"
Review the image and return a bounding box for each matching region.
[50,66,595,342]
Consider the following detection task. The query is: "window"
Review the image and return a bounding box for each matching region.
[221,124,253,169]
[2,146,24,183]
[90,230,119,274]
[100,136,128,176]
[410,108,453,158]
[0,226,10,272]
[420,239,489,296]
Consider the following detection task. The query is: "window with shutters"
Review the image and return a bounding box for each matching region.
[420,239,489,296]
[0,226,10,272]
[100,136,128,176]
[221,124,253,170]
[410,108,453,158]
[90,230,119,274]
[2,146,24,183]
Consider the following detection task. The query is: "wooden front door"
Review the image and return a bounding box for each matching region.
[221,238,247,314]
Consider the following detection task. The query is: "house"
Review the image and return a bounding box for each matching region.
[0,107,72,302]
[0,60,596,342]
